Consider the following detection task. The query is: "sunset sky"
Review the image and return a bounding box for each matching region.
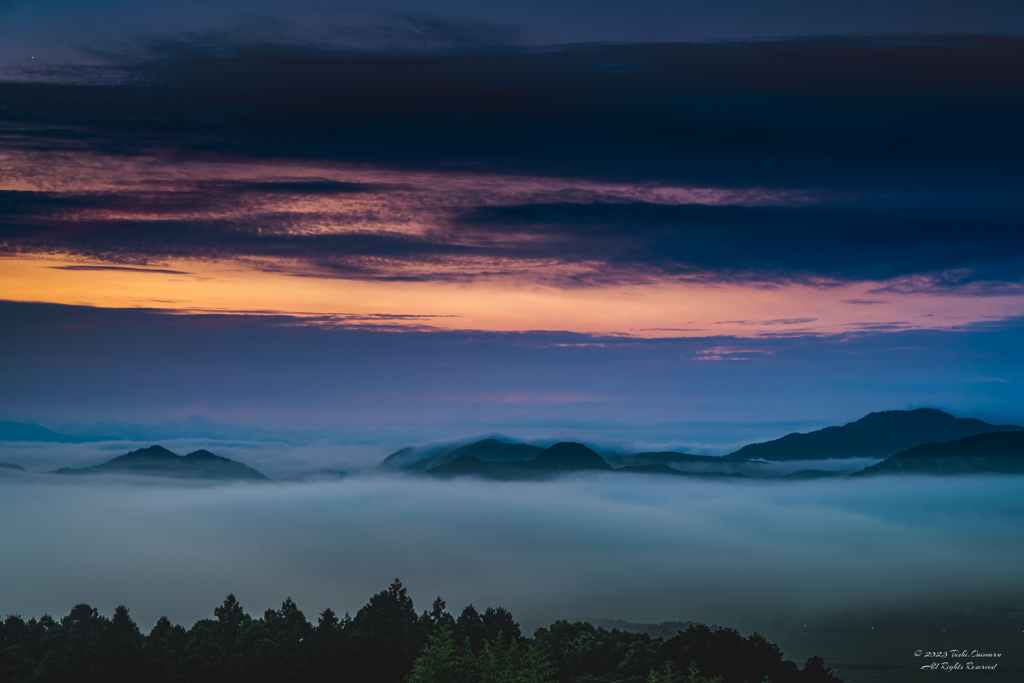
[2,0,1023,445]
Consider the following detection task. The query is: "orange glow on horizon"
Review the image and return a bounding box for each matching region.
[3,255,1023,338]
[4,150,1023,338]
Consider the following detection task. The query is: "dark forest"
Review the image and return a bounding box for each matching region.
[1,580,839,683]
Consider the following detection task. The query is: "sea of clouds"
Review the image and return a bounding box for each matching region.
[2,468,1023,633]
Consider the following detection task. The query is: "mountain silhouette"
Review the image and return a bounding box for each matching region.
[603,450,729,468]
[379,438,544,471]
[852,431,1024,476]
[616,464,750,479]
[724,408,1022,461]
[424,443,763,480]
[532,442,613,471]
[0,461,26,471]
[423,455,495,477]
[51,445,268,480]
[606,450,766,476]
[427,441,611,480]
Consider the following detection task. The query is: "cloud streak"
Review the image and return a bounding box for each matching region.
[4,188,1024,289]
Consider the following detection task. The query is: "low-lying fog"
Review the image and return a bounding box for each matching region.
[2,471,1023,633]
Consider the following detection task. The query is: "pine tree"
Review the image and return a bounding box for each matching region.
[407,622,474,683]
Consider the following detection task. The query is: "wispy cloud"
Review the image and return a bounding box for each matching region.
[691,346,775,361]
[841,299,887,306]
[51,265,191,274]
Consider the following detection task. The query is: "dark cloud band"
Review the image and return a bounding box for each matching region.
[2,36,1023,288]
[4,36,1023,189]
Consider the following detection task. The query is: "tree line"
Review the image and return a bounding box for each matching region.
[1,579,840,683]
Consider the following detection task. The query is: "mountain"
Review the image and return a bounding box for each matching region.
[630,452,721,464]
[616,464,750,479]
[0,421,120,443]
[724,409,1022,461]
[425,443,759,480]
[52,445,268,480]
[424,455,497,477]
[852,431,1024,476]
[607,450,771,476]
[607,451,728,467]
[0,462,26,471]
[427,441,612,480]
[532,442,613,471]
[379,438,544,471]
[384,438,748,475]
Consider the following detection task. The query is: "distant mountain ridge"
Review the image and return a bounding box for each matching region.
[615,464,750,479]
[382,437,734,474]
[424,442,764,480]
[0,421,120,443]
[724,408,1022,461]
[853,431,1024,476]
[0,417,314,445]
[382,408,1024,481]
[379,438,544,471]
[428,442,613,480]
[12,408,1024,481]
[52,445,268,480]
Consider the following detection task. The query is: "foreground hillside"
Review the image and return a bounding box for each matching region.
[0,580,839,683]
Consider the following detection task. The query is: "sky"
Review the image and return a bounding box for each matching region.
[2,0,1024,635]
[3,0,1024,57]
[1,21,1023,440]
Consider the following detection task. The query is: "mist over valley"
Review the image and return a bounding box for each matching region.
[3,408,1024,645]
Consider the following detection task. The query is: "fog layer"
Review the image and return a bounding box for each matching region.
[1,473,1022,632]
